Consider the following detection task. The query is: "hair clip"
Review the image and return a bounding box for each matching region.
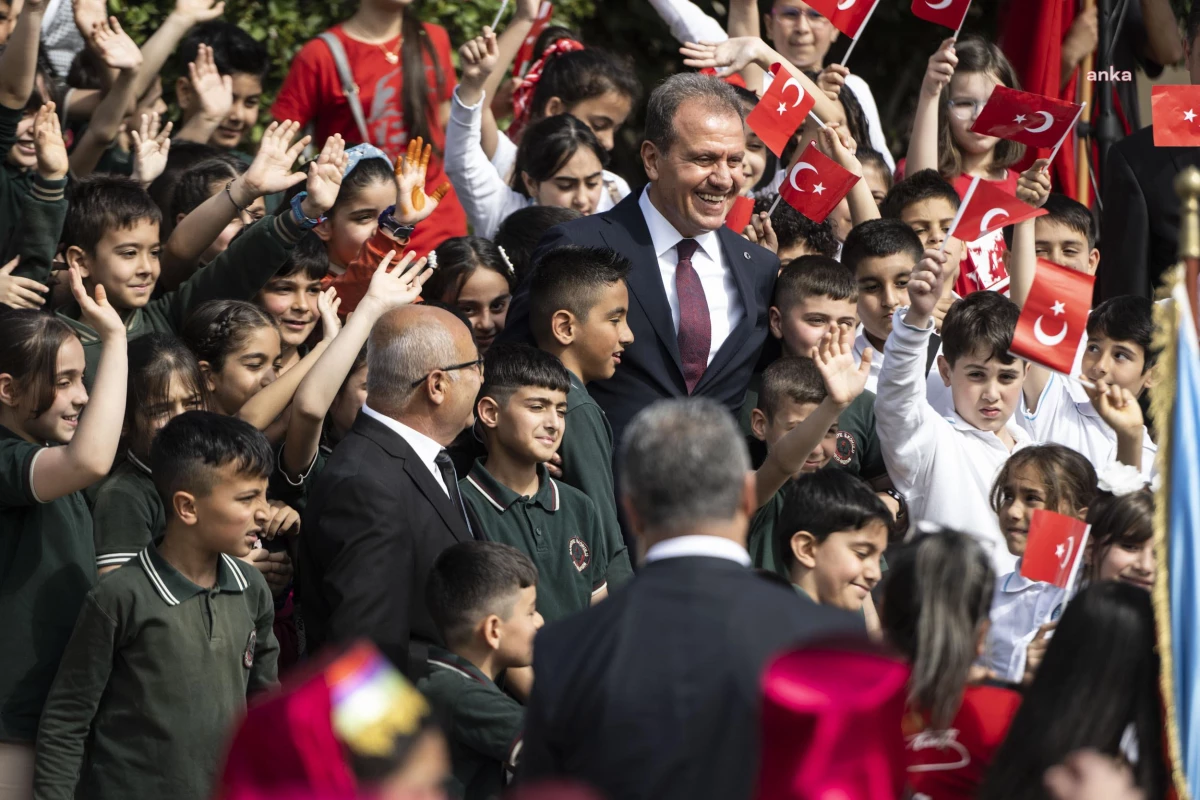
[497,244,515,276]
[427,250,438,270]
[1096,462,1148,497]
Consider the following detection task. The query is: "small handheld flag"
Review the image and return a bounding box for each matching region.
[778,142,860,224]
[911,0,972,34]
[1151,85,1200,147]
[971,86,1084,149]
[747,64,817,157]
[799,0,879,39]
[725,195,755,234]
[1010,259,1095,374]
[1021,509,1090,589]
[513,2,554,78]
[945,176,1047,245]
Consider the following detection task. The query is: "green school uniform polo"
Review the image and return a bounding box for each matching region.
[10,172,67,283]
[556,369,632,589]
[747,488,789,580]
[0,426,95,744]
[57,211,307,389]
[460,461,620,622]
[91,452,165,571]
[416,646,523,800]
[33,543,279,800]
[0,102,36,262]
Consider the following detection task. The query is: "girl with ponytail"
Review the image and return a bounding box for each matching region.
[272,0,467,259]
[881,528,1022,800]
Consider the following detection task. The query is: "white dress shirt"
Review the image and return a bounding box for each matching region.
[639,188,743,365]
[361,404,451,497]
[643,535,752,566]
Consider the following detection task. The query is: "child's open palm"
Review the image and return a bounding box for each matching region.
[33,102,69,181]
[679,37,765,78]
[923,38,957,97]
[395,136,451,224]
[304,134,348,215]
[363,250,434,312]
[189,43,233,120]
[69,266,125,341]
[72,0,108,45]
[173,0,226,25]
[243,120,310,197]
[130,111,173,186]
[91,17,143,71]
[814,325,871,408]
[459,29,500,93]
[317,287,342,342]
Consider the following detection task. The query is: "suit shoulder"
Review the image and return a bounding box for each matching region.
[717,227,779,277]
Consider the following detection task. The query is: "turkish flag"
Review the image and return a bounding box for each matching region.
[802,0,879,39]
[513,2,554,78]
[778,142,860,224]
[1021,509,1090,588]
[1010,258,1094,374]
[1151,85,1200,147]
[970,86,1083,149]
[725,195,755,234]
[948,176,1047,243]
[747,63,816,157]
[911,0,971,31]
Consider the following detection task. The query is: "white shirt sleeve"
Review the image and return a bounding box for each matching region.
[445,89,530,240]
[875,310,944,494]
[843,74,894,172]
[491,131,518,181]
[648,0,730,44]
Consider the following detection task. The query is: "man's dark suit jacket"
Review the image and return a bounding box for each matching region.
[297,411,474,677]
[1099,125,1200,301]
[519,555,863,799]
[504,192,780,448]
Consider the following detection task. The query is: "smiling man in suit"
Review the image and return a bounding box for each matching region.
[298,305,483,678]
[504,72,779,448]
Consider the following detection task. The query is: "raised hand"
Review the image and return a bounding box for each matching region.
[361,250,434,313]
[0,256,48,309]
[237,120,310,200]
[73,0,108,45]
[816,124,860,172]
[317,286,342,342]
[90,16,142,71]
[1061,7,1099,74]
[130,111,173,186]
[908,248,950,320]
[172,0,225,25]
[813,325,871,409]
[817,64,849,102]
[188,43,233,121]
[458,29,500,105]
[395,136,451,224]
[742,212,778,254]
[1083,380,1144,440]
[922,38,957,98]
[302,134,348,218]
[1017,158,1053,207]
[33,102,69,181]
[69,265,125,341]
[679,37,769,77]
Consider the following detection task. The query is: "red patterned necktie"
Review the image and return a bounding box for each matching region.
[674,239,710,394]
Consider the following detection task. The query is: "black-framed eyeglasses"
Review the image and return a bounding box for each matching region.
[410,357,485,388]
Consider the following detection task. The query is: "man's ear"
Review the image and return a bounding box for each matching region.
[543,96,565,117]
[749,407,769,442]
[477,395,501,429]
[641,141,661,183]
[312,217,333,243]
[768,306,783,340]
[197,360,217,393]
[64,245,89,279]
[550,309,576,347]
[172,489,199,526]
[790,530,818,570]
[1087,248,1100,277]
[937,353,952,387]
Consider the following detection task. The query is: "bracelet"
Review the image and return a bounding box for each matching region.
[884,488,907,519]
[224,181,247,214]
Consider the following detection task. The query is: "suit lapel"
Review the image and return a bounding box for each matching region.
[694,228,757,393]
[603,194,685,376]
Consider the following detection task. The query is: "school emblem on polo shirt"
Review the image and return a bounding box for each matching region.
[834,431,857,465]
[244,630,257,668]
[569,537,591,572]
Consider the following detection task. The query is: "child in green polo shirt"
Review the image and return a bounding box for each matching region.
[460,344,629,621]
[52,128,349,387]
[774,469,890,618]
[419,541,543,800]
[528,244,633,571]
[35,411,280,800]
[0,270,127,792]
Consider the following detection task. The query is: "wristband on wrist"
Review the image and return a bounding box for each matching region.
[224,181,247,214]
[290,191,327,230]
[378,205,416,240]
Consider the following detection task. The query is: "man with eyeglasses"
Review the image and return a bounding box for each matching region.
[299,305,485,679]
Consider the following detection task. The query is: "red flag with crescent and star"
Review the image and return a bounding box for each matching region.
[970,86,1084,149]
[513,1,554,78]
[746,63,816,157]
[948,176,1047,244]
[1021,509,1091,588]
[797,0,879,39]
[1151,85,1200,147]
[778,142,860,224]
[1010,258,1094,375]
[911,0,971,32]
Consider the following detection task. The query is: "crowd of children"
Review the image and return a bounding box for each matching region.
[0,0,1178,797]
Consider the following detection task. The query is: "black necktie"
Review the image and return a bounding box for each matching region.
[434,451,474,538]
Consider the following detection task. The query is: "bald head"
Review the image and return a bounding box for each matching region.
[366,306,475,416]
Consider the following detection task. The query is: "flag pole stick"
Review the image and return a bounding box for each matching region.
[768,194,783,216]
[941,175,979,254]
[807,110,828,130]
[951,0,971,40]
[490,0,509,31]
[1045,102,1088,172]
[838,0,880,68]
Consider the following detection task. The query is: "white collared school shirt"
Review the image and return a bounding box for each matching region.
[984,563,1065,683]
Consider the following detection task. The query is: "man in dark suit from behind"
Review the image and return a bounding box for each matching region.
[519,399,862,800]
[299,305,483,678]
[1099,3,1200,301]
